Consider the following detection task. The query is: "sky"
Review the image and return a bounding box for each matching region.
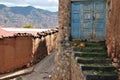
[0,0,58,12]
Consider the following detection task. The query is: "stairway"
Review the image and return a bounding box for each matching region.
[73,41,118,80]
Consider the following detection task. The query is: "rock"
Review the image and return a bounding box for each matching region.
[64,37,69,41]
[65,42,70,47]
[113,58,118,63]
[49,75,52,78]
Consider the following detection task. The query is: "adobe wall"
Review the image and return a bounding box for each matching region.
[33,37,48,64]
[0,39,4,72]
[15,37,33,68]
[106,0,120,66]
[46,34,51,55]
[0,37,33,73]
[32,31,58,64]
[45,32,58,55]
[0,29,58,73]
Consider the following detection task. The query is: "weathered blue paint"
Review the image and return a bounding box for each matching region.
[71,0,106,40]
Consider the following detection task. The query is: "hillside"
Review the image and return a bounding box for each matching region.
[0,4,58,28]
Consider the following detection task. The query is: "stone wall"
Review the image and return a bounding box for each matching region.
[53,0,120,79]
[52,41,84,80]
[58,0,70,40]
[106,0,120,66]
[52,0,84,80]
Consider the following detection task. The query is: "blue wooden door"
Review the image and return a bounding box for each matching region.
[71,0,106,40]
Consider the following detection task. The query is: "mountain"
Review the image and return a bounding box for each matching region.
[0,4,58,28]
[0,4,6,9]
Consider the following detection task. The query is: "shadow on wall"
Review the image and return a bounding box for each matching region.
[33,38,48,64]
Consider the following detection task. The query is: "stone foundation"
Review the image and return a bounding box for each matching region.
[52,41,84,80]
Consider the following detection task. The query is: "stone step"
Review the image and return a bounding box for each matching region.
[73,41,118,80]
[76,56,108,60]
[76,57,111,64]
[85,42,105,47]
[80,64,116,71]
[72,40,105,44]
[83,70,118,80]
[74,51,107,57]
[76,55,108,60]
[73,47,106,52]
[72,41,105,47]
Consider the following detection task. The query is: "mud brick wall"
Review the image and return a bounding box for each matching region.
[32,31,58,65]
[15,37,33,67]
[51,34,55,51]
[0,36,33,73]
[52,32,59,50]
[106,0,120,66]
[32,37,48,64]
[0,30,58,73]
[46,34,52,55]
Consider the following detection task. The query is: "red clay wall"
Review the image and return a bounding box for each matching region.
[15,37,33,68]
[106,0,120,65]
[0,37,33,73]
[0,39,6,73]
[0,30,58,73]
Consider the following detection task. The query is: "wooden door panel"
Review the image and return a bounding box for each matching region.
[71,0,106,40]
[94,0,106,40]
[95,12,104,20]
[81,1,93,40]
[71,2,81,39]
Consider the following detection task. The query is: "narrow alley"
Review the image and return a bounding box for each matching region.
[11,51,56,80]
